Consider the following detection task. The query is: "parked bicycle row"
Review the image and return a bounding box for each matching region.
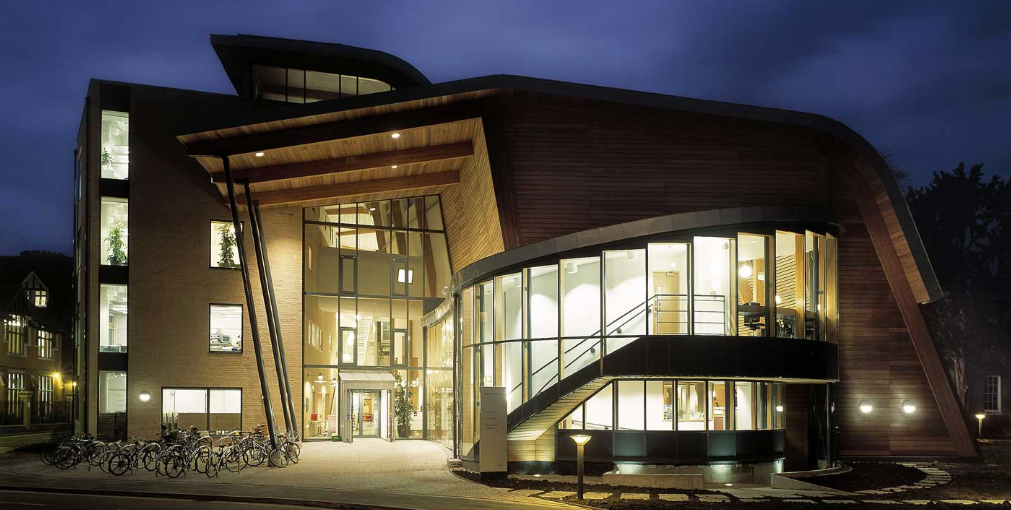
[40,425,300,477]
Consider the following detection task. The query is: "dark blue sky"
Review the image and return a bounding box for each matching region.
[1,1,1009,255]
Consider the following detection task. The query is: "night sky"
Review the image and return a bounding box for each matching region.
[2,1,1009,255]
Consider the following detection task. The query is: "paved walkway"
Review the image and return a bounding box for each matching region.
[0,439,572,510]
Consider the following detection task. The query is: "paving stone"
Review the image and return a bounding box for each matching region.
[903,501,933,506]
[782,499,816,503]
[510,489,544,497]
[940,501,978,505]
[697,494,730,503]
[621,493,650,500]
[659,494,689,502]
[582,492,612,500]
[541,491,576,499]
[822,500,858,504]
[863,500,902,505]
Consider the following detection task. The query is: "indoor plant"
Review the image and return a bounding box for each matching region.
[217,222,237,268]
[394,373,415,439]
[105,222,127,265]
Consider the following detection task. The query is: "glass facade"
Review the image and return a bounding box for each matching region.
[252,65,394,103]
[99,371,126,414]
[456,225,837,459]
[162,388,241,434]
[302,196,451,440]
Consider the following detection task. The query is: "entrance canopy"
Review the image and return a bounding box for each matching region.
[338,370,396,391]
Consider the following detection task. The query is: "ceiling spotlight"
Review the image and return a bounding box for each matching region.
[859,401,873,414]
[391,165,398,169]
[775,405,784,413]
[902,401,916,414]
[391,133,401,139]
[255,152,265,157]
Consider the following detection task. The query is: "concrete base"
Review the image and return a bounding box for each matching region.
[603,470,704,489]
[612,459,784,485]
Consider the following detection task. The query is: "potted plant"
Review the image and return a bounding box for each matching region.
[217,223,237,268]
[105,222,127,265]
[101,147,115,169]
[394,374,415,439]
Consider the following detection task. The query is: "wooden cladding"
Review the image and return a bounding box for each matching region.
[236,171,460,206]
[210,142,473,184]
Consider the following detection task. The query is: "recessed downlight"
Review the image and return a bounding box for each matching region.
[391,165,398,169]
[391,132,401,139]
[255,152,265,157]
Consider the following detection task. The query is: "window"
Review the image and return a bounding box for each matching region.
[6,373,25,418]
[677,380,705,430]
[694,237,735,335]
[984,376,1001,414]
[29,289,48,308]
[737,234,769,337]
[774,231,805,339]
[735,381,755,430]
[708,381,733,431]
[40,375,54,416]
[210,221,240,268]
[617,380,645,430]
[646,380,673,430]
[253,65,393,103]
[101,111,129,179]
[604,250,646,352]
[560,257,601,377]
[210,305,242,353]
[4,315,26,356]
[38,330,54,359]
[99,285,128,353]
[307,320,323,352]
[648,243,690,335]
[584,384,613,430]
[100,197,129,266]
[99,371,127,414]
[163,388,241,434]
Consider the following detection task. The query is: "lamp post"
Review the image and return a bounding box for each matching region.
[975,413,986,439]
[570,434,592,499]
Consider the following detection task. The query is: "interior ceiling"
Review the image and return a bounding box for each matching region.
[191,118,480,208]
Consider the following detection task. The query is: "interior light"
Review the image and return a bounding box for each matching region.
[391,132,401,139]
[369,207,376,212]
[739,264,753,279]
[774,295,782,305]
[627,251,638,261]
[758,274,765,281]
[138,391,151,402]
[725,483,734,487]
[398,268,414,283]
[859,401,873,414]
[331,377,338,386]
[317,373,325,382]
[775,405,784,413]
[566,262,578,274]
[255,152,265,157]
[902,401,916,414]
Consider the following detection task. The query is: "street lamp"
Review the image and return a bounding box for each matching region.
[975,413,986,439]
[570,434,592,499]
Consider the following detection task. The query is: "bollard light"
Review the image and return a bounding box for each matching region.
[570,434,592,499]
[975,413,986,439]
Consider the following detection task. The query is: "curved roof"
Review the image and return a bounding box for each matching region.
[177,72,942,303]
[211,34,431,93]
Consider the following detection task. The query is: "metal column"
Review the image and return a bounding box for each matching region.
[242,185,298,438]
[221,156,278,450]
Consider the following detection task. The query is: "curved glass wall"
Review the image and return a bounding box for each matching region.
[455,225,837,458]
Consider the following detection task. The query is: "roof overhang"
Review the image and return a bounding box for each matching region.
[176,74,943,303]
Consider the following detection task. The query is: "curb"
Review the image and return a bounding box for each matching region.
[0,484,405,510]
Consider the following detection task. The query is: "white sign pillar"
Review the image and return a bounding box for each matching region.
[479,386,507,474]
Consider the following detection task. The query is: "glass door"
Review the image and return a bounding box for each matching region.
[353,390,381,438]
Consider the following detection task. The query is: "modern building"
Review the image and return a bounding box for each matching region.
[2,271,73,430]
[73,34,978,478]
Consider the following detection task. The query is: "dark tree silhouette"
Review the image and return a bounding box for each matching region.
[906,163,1011,403]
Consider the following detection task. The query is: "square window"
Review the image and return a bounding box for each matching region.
[210,304,242,353]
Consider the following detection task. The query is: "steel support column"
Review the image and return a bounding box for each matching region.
[221,156,278,449]
[242,186,297,437]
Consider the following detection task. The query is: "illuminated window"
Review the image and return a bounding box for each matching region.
[4,315,26,356]
[210,220,240,268]
[101,111,129,180]
[38,330,54,360]
[210,305,242,353]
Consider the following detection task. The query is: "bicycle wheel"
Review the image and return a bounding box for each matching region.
[244,445,266,467]
[53,447,78,470]
[141,445,162,472]
[162,452,185,478]
[108,453,131,476]
[268,447,288,468]
[282,441,300,464]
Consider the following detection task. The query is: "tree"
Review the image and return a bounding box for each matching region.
[906,163,1011,402]
[217,223,237,268]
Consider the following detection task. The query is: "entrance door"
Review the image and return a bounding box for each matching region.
[352,390,381,438]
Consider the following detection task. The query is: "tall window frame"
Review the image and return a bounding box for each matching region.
[984,375,1001,414]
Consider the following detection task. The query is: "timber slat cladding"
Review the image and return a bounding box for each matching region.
[497,98,829,246]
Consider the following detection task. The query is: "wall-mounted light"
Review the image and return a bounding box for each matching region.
[775,405,784,413]
[859,401,873,414]
[902,400,916,414]
[138,391,151,402]
[391,132,401,139]
[317,372,324,382]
